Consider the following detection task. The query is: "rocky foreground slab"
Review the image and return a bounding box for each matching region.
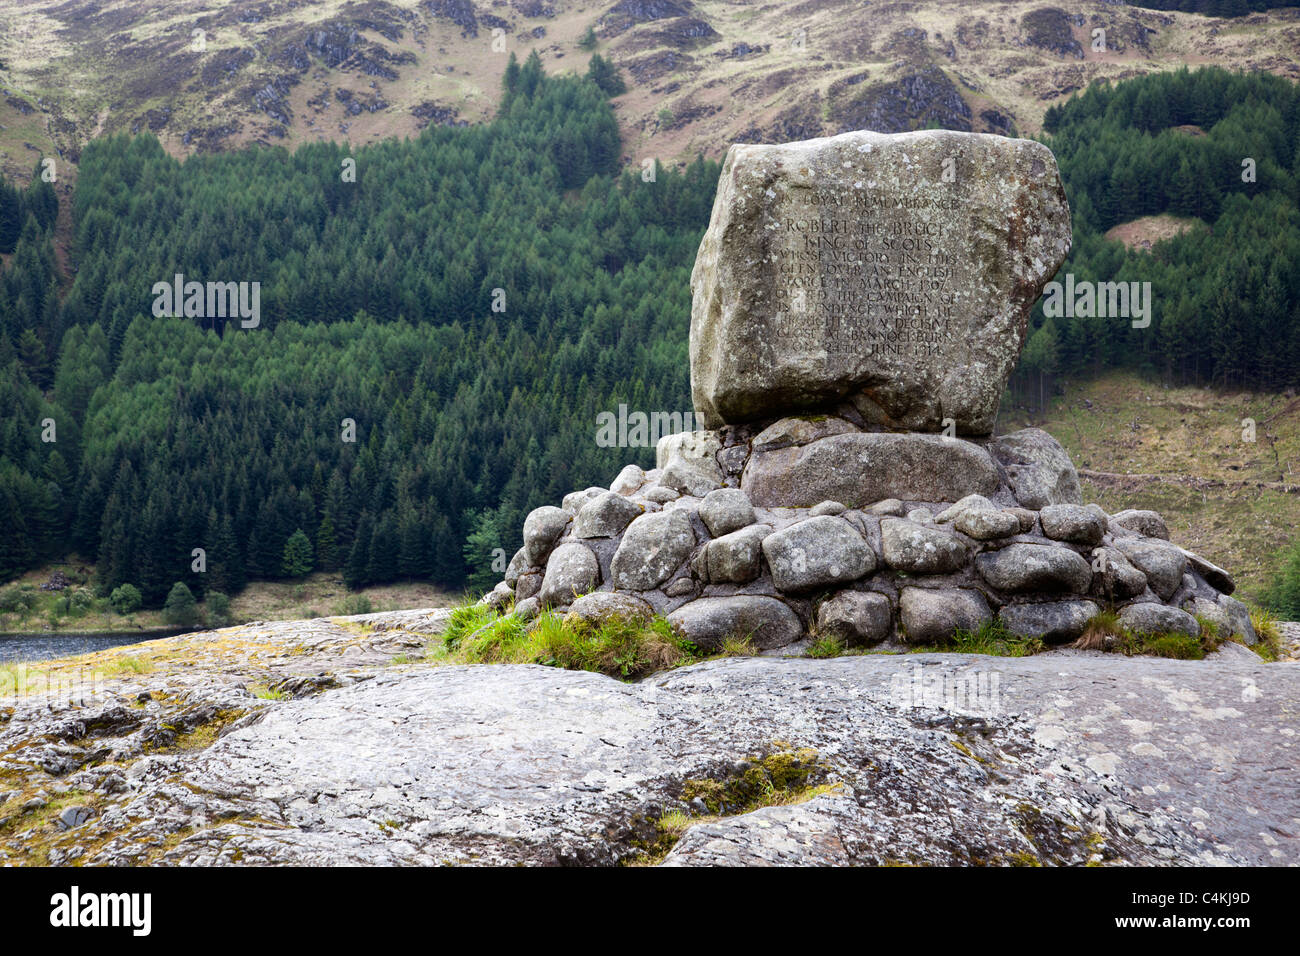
[1,610,1295,866]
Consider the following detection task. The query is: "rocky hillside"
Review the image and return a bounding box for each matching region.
[2,0,1299,181]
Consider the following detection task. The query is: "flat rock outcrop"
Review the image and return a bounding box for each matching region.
[2,614,1293,867]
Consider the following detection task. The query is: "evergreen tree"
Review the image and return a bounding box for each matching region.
[162,581,199,628]
[281,528,314,578]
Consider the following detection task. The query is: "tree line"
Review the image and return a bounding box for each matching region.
[1011,67,1300,406]
[1,54,718,600]
[2,62,1298,605]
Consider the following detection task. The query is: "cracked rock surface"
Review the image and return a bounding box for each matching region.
[2,611,1294,866]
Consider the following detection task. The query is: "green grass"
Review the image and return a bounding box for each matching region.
[441,602,701,680]
[1074,608,1226,660]
[914,619,1045,657]
[1246,606,1284,661]
[624,745,839,865]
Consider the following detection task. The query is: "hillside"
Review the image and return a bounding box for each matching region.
[1003,371,1300,602]
[3,0,1300,183]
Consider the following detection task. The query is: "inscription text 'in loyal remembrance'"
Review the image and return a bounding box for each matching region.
[770,189,962,359]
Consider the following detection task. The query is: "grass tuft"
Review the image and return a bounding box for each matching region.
[1246,606,1284,661]
[918,619,1044,657]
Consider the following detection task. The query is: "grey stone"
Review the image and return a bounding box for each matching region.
[1091,547,1148,601]
[611,510,696,590]
[523,506,570,564]
[655,431,722,472]
[934,494,995,524]
[537,543,600,608]
[513,596,540,621]
[1007,507,1038,533]
[660,456,723,498]
[1218,595,1256,644]
[1119,603,1200,638]
[643,485,680,504]
[566,592,654,627]
[880,518,970,574]
[1039,504,1107,546]
[808,500,847,517]
[761,516,876,593]
[691,524,772,584]
[976,543,1092,593]
[999,600,1099,644]
[664,577,697,598]
[503,547,529,588]
[816,591,893,645]
[57,806,94,830]
[561,487,605,515]
[954,508,1021,540]
[1112,538,1188,602]
[991,428,1083,508]
[480,581,513,612]
[689,129,1070,433]
[667,596,803,650]
[742,433,1001,508]
[1182,596,1232,637]
[573,491,644,539]
[906,508,935,524]
[610,464,647,496]
[699,488,756,537]
[1183,549,1235,595]
[751,416,858,452]
[1112,509,1169,540]
[515,571,542,603]
[868,499,906,517]
[898,588,992,644]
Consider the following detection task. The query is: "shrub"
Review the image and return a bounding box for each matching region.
[109,583,143,615]
[206,591,232,628]
[332,594,373,616]
[0,586,32,615]
[923,619,1043,657]
[1263,538,1300,619]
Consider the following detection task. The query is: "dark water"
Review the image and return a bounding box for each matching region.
[0,630,187,664]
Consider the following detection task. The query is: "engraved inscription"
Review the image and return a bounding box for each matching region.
[769,189,964,359]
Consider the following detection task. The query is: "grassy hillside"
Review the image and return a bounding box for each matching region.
[1002,371,1300,601]
[0,565,458,634]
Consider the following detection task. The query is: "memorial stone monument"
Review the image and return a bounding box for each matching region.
[483,130,1256,651]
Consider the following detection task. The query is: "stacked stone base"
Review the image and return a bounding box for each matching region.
[483,416,1256,652]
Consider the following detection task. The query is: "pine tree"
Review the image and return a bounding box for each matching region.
[162,581,199,628]
[281,528,314,578]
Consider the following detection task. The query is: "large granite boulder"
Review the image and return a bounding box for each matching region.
[537,542,600,608]
[689,129,1070,433]
[761,515,876,592]
[611,510,696,590]
[742,432,1001,508]
[667,596,803,650]
[989,428,1082,508]
[898,587,992,643]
